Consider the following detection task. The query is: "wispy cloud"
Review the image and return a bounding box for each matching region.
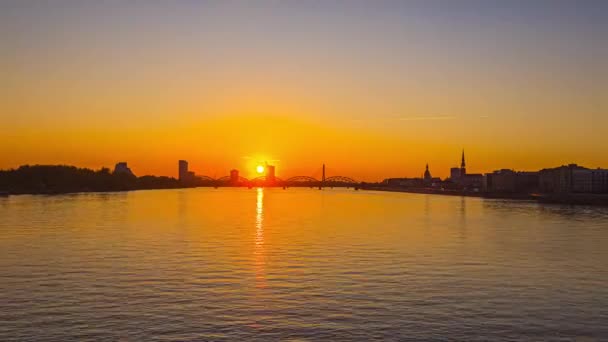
[398,115,455,121]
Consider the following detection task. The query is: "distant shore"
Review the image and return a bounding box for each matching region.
[360,186,608,206]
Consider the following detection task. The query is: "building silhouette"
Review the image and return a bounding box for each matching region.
[424,163,432,184]
[230,169,239,183]
[114,162,134,176]
[266,164,276,182]
[448,150,483,190]
[178,160,189,182]
[450,167,461,181]
[449,150,467,181]
[484,169,539,193]
[539,164,608,193]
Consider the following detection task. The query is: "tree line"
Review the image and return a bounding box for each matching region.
[0,165,182,194]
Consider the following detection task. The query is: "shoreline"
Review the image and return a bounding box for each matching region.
[360,186,608,206]
[4,185,608,207]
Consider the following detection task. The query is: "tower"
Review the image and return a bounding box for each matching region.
[322,164,326,182]
[320,163,326,190]
[460,150,466,177]
[178,160,188,182]
[266,164,276,182]
[424,163,432,183]
[230,169,239,184]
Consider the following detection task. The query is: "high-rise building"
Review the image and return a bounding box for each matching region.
[266,164,276,182]
[178,160,189,182]
[230,169,239,183]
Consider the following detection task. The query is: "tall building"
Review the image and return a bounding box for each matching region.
[178,160,189,182]
[266,164,276,182]
[230,169,239,183]
[114,162,134,176]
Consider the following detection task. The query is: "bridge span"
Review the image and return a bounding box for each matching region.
[191,165,359,188]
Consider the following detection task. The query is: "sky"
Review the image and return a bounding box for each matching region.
[1,0,607,180]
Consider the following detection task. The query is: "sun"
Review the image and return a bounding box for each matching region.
[256,165,265,174]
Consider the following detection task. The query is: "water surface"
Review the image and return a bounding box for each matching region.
[1,188,607,341]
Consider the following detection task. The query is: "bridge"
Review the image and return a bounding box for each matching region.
[192,164,359,188]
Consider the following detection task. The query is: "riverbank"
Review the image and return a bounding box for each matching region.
[361,186,608,206]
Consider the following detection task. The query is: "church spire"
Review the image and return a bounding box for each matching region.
[461,149,466,169]
[460,149,467,177]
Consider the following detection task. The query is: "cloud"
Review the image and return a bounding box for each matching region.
[398,115,455,121]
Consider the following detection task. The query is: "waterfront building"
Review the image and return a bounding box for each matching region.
[449,150,467,182]
[450,167,461,181]
[423,164,432,184]
[484,169,539,193]
[178,160,189,182]
[540,164,587,193]
[266,164,276,182]
[383,178,423,187]
[113,162,134,176]
[540,164,608,193]
[572,168,608,193]
[447,150,483,190]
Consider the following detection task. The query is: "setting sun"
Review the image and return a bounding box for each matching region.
[256,165,265,174]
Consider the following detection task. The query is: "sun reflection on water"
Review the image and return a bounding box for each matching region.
[254,188,266,288]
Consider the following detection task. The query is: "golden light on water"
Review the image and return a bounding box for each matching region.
[254,187,266,288]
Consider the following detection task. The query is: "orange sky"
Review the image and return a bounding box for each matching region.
[1,2,606,181]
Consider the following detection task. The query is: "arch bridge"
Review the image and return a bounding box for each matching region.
[194,165,358,187]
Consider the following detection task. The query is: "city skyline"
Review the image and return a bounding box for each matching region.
[2,149,606,182]
[1,1,607,180]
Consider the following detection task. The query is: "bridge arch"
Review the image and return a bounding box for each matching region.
[197,175,216,182]
[285,176,320,183]
[216,175,249,182]
[250,176,283,182]
[325,176,357,183]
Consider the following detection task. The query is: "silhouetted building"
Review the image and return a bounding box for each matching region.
[449,150,467,182]
[460,174,484,190]
[448,150,482,190]
[540,164,586,193]
[573,168,608,193]
[450,167,461,181]
[383,177,423,187]
[540,164,608,193]
[423,164,432,184]
[230,169,239,183]
[484,169,539,193]
[266,164,276,182]
[114,162,134,176]
[178,160,189,182]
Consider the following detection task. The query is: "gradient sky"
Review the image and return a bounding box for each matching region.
[1,1,606,180]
